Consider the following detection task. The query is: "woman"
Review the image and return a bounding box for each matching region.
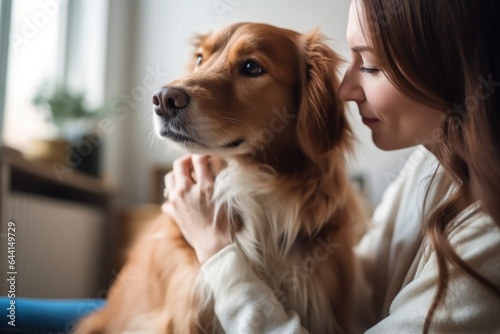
[162,0,500,332]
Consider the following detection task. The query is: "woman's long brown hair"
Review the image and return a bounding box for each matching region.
[356,0,500,332]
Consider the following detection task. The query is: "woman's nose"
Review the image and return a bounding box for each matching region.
[339,65,365,102]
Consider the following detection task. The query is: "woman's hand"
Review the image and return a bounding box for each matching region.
[162,154,232,265]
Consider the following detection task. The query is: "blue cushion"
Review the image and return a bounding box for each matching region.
[0,297,105,333]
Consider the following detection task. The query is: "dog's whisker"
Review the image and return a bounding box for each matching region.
[190,119,242,144]
[217,116,275,157]
[216,116,261,137]
[148,129,158,153]
[144,116,160,153]
[138,111,156,126]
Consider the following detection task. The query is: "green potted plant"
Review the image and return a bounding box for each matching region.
[29,83,106,176]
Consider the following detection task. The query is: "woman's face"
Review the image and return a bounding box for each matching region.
[339,2,443,151]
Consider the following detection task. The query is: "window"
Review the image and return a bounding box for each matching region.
[2,0,67,150]
[0,0,12,139]
[1,0,108,152]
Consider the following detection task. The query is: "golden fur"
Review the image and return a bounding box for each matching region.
[75,22,367,334]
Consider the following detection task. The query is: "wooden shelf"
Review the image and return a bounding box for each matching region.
[0,146,110,197]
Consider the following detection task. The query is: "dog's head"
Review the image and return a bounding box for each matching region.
[153,22,351,171]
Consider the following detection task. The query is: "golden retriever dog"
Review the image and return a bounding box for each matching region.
[76,22,367,334]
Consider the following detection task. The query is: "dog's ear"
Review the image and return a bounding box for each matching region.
[296,30,352,162]
[186,33,210,73]
[191,33,210,49]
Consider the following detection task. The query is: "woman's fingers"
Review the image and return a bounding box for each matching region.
[161,154,232,264]
[165,154,215,210]
[172,155,195,197]
[164,172,175,200]
[191,155,214,202]
[191,155,212,182]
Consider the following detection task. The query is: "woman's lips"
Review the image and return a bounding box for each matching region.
[361,116,380,126]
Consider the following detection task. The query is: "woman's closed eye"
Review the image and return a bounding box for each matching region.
[360,66,380,74]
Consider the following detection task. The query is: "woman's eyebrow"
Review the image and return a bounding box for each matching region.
[351,45,374,53]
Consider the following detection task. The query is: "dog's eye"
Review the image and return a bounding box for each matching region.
[196,54,203,66]
[241,61,264,76]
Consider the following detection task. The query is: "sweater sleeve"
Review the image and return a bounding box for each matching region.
[201,244,309,334]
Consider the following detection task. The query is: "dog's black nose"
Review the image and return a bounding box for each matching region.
[153,87,190,117]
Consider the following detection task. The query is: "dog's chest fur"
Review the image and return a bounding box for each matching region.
[202,161,344,333]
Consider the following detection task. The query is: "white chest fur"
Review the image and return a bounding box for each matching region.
[205,162,343,333]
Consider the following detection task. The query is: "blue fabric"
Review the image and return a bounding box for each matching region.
[0,297,105,333]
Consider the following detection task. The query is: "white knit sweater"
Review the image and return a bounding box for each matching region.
[201,146,500,333]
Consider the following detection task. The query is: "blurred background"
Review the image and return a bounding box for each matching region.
[0,0,414,301]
